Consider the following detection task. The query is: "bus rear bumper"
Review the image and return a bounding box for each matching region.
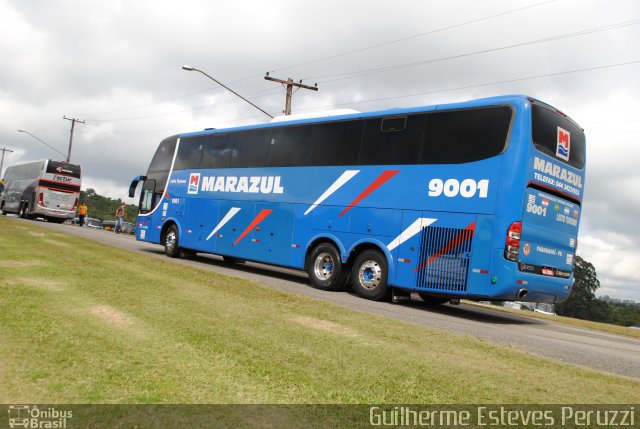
[34,206,76,219]
[490,259,573,303]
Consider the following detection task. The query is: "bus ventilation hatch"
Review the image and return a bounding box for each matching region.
[416,226,473,292]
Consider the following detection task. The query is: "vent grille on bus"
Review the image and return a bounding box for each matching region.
[416,226,473,292]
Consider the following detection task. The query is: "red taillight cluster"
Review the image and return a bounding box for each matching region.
[37,192,45,207]
[504,221,522,262]
[72,198,78,211]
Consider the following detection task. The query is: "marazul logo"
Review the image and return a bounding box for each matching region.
[200,176,284,194]
[188,173,200,194]
[556,126,570,161]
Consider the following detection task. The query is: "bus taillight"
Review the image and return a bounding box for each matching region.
[72,198,78,211]
[504,221,522,262]
[37,192,45,207]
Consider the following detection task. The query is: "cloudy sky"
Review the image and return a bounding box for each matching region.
[1,0,639,300]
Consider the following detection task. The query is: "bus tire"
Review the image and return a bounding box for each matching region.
[418,293,449,305]
[351,249,388,301]
[307,243,346,291]
[19,202,30,219]
[164,225,180,258]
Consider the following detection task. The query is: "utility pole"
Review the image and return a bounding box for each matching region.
[0,147,14,176]
[264,73,318,115]
[63,116,85,162]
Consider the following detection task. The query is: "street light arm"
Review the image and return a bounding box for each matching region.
[182,65,274,119]
[17,130,67,158]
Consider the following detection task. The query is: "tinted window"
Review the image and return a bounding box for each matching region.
[201,134,232,169]
[46,161,81,178]
[148,136,178,173]
[174,135,207,170]
[421,106,512,164]
[230,129,271,168]
[268,125,313,167]
[359,114,426,165]
[309,120,363,166]
[532,104,585,169]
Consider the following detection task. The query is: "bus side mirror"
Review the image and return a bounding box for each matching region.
[129,176,146,198]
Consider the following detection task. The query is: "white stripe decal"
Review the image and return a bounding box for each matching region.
[304,170,360,216]
[386,218,437,251]
[206,207,241,241]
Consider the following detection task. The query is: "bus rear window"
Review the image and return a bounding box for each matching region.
[46,161,81,178]
[532,105,585,169]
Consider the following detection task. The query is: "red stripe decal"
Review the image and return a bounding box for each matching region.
[413,222,476,273]
[339,170,399,217]
[233,209,272,247]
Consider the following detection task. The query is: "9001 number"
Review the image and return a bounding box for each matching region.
[428,179,489,198]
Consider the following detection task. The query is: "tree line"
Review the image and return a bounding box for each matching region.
[556,255,640,327]
[79,188,138,223]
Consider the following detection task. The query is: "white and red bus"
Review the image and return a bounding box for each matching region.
[1,159,81,223]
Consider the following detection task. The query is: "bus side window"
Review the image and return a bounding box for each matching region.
[359,114,425,165]
[421,107,512,164]
[267,125,313,167]
[309,120,363,166]
[174,136,206,170]
[201,134,231,169]
[230,129,271,168]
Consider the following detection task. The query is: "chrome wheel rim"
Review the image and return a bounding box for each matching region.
[358,260,381,290]
[313,252,335,281]
[166,231,177,253]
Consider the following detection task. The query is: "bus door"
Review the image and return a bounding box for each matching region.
[214,200,256,259]
[252,202,294,265]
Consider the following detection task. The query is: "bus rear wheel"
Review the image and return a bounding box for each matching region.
[307,243,347,291]
[351,249,388,301]
[164,225,180,258]
[19,202,30,219]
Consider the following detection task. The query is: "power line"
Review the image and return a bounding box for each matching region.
[76,1,560,121]
[268,0,559,74]
[298,59,640,111]
[307,19,640,84]
[105,59,640,136]
[85,18,638,125]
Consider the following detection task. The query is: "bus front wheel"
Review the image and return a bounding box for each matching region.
[351,249,388,301]
[164,225,180,258]
[307,243,347,291]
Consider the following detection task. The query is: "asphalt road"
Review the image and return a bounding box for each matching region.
[16,218,640,379]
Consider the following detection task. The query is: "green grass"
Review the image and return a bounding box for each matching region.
[1,216,639,405]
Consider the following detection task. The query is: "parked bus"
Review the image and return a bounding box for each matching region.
[129,95,585,304]
[1,159,81,223]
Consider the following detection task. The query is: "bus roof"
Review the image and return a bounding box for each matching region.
[181,94,538,138]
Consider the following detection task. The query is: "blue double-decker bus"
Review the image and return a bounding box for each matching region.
[129,95,585,304]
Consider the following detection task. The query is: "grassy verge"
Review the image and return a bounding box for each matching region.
[1,216,639,404]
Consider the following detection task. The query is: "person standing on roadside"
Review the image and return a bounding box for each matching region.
[115,202,126,234]
[77,202,88,227]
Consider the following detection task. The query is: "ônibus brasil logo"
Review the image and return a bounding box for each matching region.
[556,126,570,162]
[188,173,200,194]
